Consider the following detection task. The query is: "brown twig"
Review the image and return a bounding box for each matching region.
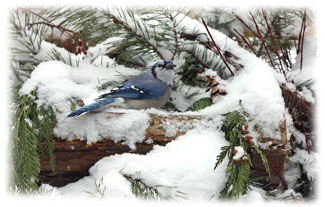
[201,18,234,76]
[27,10,76,37]
[249,12,275,69]
[267,159,288,190]
[300,10,307,71]
[262,10,287,82]
[297,12,305,54]
[235,15,259,37]
[234,28,257,55]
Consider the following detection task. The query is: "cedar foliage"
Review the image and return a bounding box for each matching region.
[216,110,270,199]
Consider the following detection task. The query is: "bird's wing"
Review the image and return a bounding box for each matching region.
[97,72,167,100]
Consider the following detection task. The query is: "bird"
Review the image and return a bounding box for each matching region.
[67,60,176,117]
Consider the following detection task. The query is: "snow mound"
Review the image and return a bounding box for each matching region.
[56,125,229,200]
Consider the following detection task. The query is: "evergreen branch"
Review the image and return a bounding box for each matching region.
[214,146,230,170]
[217,110,269,199]
[252,145,270,175]
[11,87,56,193]
[103,10,164,59]
[169,13,179,61]
[123,174,162,200]
[12,94,41,193]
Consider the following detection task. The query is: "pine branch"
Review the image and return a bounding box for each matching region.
[123,174,162,200]
[169,13,179,61]
[103,9,164,59]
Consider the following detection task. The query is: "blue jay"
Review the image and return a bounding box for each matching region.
[67,60,176,117]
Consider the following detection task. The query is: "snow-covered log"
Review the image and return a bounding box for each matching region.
[39,113,287,189]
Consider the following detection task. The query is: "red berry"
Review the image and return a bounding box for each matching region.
[77,47,82,53]
[83,50,87,55]
[64,43,69,49]
[113,19,119,24]
[79,40,83,46]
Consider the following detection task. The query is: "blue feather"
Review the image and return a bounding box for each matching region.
[67,98,116,117]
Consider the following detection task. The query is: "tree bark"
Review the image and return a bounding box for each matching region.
[39,113,287,189]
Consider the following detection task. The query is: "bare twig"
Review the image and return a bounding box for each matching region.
[262,10,287,82]
[249,12,275,69]
[300,10,307,71]
[27,10,76,37]
[234,28,257,55]
[235,15,259,37]
[201,18,234,76]
[267,159,288,190]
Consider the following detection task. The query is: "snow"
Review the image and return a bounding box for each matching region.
[55,110,150,148]
[47,125,230,200]
[286,36,316,104]
[174,14,285,139]
[232,146,245,160]
[288,148,317,181]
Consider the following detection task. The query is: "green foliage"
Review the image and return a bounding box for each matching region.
[219,158,252,199]
[11,88,56,193]
[253,145,270,175]
[221,110,247,142]
[163,100,181,112]
[214,146,230,170]
[185,97,212,112]
[217,110,250,199]
[122,173,186,200]
[123,174,162,200]
[215,109,269,200]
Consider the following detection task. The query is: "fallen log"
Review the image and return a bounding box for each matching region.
[39,113,287,189]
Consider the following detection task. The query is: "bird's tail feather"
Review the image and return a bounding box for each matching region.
[67,98,115,117]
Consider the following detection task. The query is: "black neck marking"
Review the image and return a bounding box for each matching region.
[152,67,158,79]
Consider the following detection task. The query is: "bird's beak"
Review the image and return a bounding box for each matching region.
[166,63,176,70]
